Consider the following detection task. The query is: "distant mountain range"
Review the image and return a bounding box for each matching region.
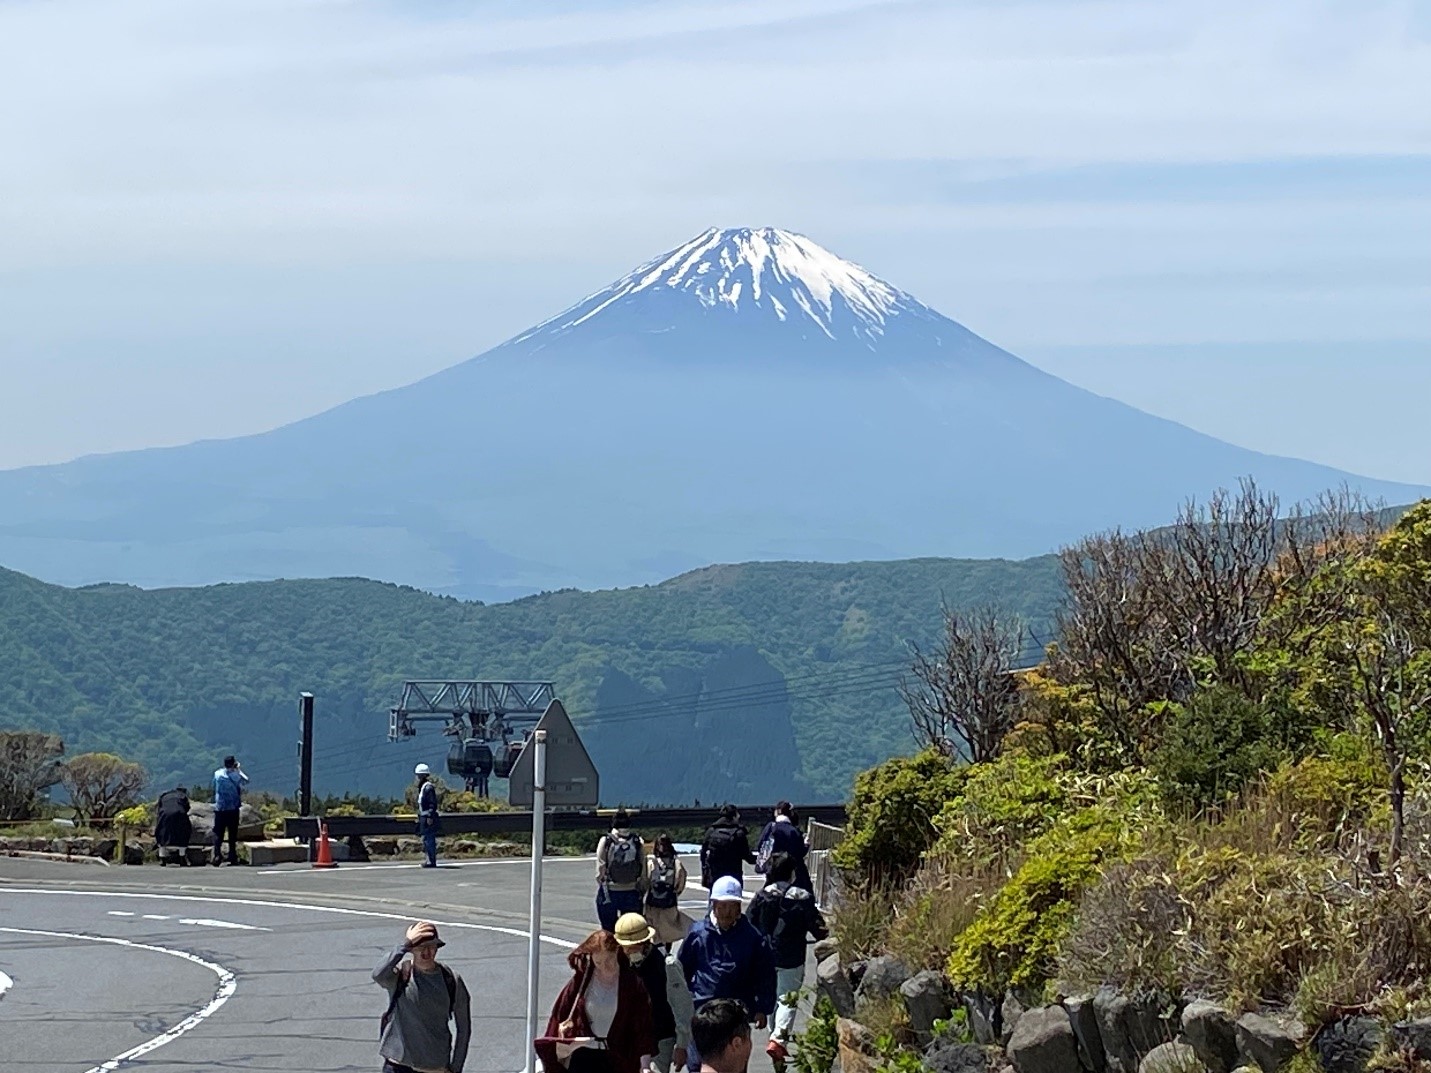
[0,555,1063,803]
[0,226,1425,600]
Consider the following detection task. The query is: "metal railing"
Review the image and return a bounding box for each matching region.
[806,818,846,908]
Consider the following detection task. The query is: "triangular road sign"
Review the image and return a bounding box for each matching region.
[508,699,600,808]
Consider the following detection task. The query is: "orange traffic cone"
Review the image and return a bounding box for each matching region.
[312,821,338,869]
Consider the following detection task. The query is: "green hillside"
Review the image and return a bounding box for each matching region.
[0,556,1062,804]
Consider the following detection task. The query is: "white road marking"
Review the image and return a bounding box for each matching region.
[140,914,169,920]
[178,918,269,931]
[106,911,135,917]
[0,969,12,1000]
[0,924,236,1073]
[0,888,578,948]
[255,853,597,876]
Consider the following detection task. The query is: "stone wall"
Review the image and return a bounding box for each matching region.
[814,943,1431,1073]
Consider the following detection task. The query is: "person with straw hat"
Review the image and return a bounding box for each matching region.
[374,920,472,1073]
[615,912,693,1073]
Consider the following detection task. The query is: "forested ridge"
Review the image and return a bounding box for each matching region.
[0,555,1061,803]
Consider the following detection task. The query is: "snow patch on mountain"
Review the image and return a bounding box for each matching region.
[517,227,936,346]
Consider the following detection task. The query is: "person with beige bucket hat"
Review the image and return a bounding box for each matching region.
[615,912,694,1073]
[374,920,472,1073]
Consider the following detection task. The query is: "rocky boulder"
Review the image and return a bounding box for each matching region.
[367,837,399,856]
[1003,990,1032,1046]
[965,990,1002,1046]
[838,1017,880,1073]
[1140,1043,1205,1073]
[1094,990,1178,1073]
[1063,994,1106,1073]
[1008,1005,1082,1073]
[901,970,954,1041]
[1313,1017,1382,1073]
[855,955,912,1008]
[1389,1018,1431,1062]
[1234,1013,1305,1073]
[188,802,265,843]
[925,1039,987,1073]
[813,937,840,963]
[1181,1001,1239,1073]
[817,954,857,1018]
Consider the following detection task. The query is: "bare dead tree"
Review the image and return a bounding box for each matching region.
[60,752,148,823]
[1051,480,1387,760]
[900,604,1026,762]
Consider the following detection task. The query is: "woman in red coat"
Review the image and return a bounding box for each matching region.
[544,930,656,1073]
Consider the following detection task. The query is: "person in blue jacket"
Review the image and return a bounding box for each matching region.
[754,802,813,894]
[677,876,775,1072]
[210,755,249,866]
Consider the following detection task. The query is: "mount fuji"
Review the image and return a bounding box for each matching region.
[0,227,1425,600]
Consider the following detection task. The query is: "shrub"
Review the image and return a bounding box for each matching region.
[1148,688,1286,812]
[1058,856,1188,994]
[791,995,839,1073]
[834,749,968,886]
[932,753,1067,867]
[114,803,153,828]
[884,858,1006,972]
[946,807,1131,992]
[1265,733,1390,846]
[832,883,898,960]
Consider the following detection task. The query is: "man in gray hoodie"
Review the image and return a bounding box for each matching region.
[374,920,472,1073]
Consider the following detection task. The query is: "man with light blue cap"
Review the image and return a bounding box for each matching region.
[677,875,776,1072]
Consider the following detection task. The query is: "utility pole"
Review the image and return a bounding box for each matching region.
[298,692,315,817]
[522,730,548,1073]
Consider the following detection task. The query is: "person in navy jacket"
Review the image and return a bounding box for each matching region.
[755,802,812,894]
[677,876,775,1072]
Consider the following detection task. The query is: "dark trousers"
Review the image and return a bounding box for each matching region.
[568,1046,615,1073]
[596,886,643,931]
[212,808,240,864]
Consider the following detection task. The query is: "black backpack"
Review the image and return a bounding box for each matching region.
[706,825,740,853]
[647,855,679,909]
[749,882,803,941]
[380,963,456,1037]
[607,833,642,885]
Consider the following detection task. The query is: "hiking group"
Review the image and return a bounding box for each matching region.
[579,802,828,1070]
[370,801,826,1073]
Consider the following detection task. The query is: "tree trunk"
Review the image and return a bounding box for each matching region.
[1390,758,1406,867]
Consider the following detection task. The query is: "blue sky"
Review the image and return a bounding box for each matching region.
[1,0,1428,481]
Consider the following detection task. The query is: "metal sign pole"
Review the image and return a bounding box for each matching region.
[523,730,548,1073]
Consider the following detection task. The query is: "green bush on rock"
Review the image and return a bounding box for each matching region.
[834,748,967,885]
[946,806,1132,993]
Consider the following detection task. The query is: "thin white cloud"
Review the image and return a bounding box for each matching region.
[0,0,1426,268]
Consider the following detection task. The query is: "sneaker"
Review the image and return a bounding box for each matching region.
[766,1039,788,1062]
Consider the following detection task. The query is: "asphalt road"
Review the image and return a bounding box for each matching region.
[0,853,810,1072]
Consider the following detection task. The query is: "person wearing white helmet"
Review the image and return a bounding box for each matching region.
[676,876,775,1072]
[414,763,441,868]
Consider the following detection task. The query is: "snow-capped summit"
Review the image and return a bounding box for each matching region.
[519,227,939,348]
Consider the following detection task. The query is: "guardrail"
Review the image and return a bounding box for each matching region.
[284,804,847,840]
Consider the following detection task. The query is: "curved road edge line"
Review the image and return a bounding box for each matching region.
[0,924,235,1073]
[0,887,578,948]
